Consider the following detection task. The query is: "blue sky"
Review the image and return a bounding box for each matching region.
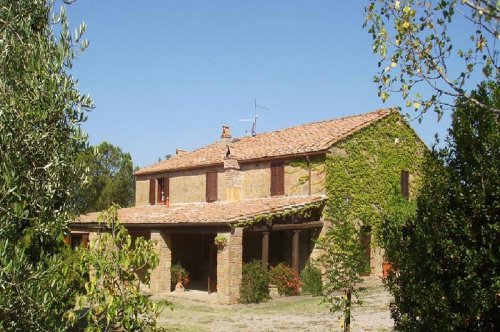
[66,1,453,168]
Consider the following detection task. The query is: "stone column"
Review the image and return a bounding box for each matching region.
[217,227,243,304]
[150,230,172,294]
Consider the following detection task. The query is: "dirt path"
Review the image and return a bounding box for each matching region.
[156,283,393,331]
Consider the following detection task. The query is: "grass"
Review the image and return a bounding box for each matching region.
[156,284,393,331]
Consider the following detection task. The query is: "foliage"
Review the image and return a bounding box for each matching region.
[232,202,324,228]
[214,234,228,249]
[68,205,170,331]
[171,262,190,289]
[383,82,499,331]
[239,260,270,304]
[0,0,92,330]
[270,263,301,296]
[365,0,499,117]
[317,207,365,318]
[325,112,426,244]
[77,142,135,214]
[300,263,323,296]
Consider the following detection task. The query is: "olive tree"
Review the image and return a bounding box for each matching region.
[0,0,92,330]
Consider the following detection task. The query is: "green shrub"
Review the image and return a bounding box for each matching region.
[300,263,323,296]
[239,260,270,303]
[171,262,190,289]
[270,263,301,296]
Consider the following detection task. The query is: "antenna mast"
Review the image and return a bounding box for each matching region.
[239,99,269,136]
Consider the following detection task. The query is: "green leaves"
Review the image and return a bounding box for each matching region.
[76,142,135,214]
[364,0,499,116]
[70,205,170,331]
[383,82,500,330]
[0,0,93,329]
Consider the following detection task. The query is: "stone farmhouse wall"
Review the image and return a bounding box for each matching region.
[135,159,326,205]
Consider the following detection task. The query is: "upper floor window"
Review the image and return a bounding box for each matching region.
[270,162,284,196]
[401,170,409,200]
[206,171,218,202]
[157,177,169,203]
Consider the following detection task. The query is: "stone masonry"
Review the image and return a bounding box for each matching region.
[150,230,172,293]
[217,228,243,304]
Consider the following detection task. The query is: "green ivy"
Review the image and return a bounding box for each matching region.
[324,112,427,244]
[231,202,325,228]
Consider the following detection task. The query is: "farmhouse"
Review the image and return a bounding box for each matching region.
[70,108,426,304]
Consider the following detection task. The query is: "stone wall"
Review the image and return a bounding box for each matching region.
[150,230,172,293]
[240,159,325,199]
[135,178,150,206]
[217,228,243,304]
[135,166,227,205]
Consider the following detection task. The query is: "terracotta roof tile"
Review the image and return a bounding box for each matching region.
[135,109,393,175]
[75,196,326,225]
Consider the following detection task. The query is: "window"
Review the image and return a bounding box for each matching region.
[401,170,410,200]
[149,179,156,205]
[157,177,169,203]
[70,233,89,251]
[270,162,284,196]
[360,226,371,276]
[206,171,218,202]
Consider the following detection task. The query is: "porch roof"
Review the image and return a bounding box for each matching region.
[75,195,326,226]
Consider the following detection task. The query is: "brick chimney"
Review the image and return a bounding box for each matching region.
[176,149,187,155]
[224,155,242,201]
[221,125,231,146]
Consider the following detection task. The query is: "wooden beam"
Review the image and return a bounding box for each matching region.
[262,231,269,268]
[292,230,300,273]
[245,220,323,232]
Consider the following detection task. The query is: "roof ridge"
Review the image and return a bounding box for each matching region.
[235,108,392,140]
[134,108,397,175]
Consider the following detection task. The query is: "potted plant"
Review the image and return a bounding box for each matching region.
[171,262,190,292]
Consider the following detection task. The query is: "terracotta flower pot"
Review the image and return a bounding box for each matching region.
[382,262,392,278]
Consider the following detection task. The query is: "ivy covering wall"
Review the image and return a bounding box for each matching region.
[324,112,427,243]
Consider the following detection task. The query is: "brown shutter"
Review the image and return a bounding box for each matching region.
[401,170,409,200]
[81,234,89,248]
[270,162,285,196]
[149,179,156,205]
[206,171,218,202]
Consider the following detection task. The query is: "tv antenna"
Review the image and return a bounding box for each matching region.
[238,99,269,136]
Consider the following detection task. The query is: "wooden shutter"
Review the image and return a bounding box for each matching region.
[400,171,409,200]
[149,179,156,205]
[81,234,89,248]
[270,162,285,196]
[206,171,218,202]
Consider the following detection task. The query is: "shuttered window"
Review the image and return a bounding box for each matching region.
[157,178,169,203]
[206,171,218,202]
[149,179,156,205]
[270,162,285,196]
[401,170,410,200]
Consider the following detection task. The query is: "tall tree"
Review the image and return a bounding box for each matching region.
[382,82,499,330]
[77,142,135,214]
[365,0,499,118]
[0,0,92,330]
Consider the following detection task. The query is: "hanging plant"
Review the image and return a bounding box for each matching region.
[214,234,228,250]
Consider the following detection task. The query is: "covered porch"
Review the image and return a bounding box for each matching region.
[72,195,326,304]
